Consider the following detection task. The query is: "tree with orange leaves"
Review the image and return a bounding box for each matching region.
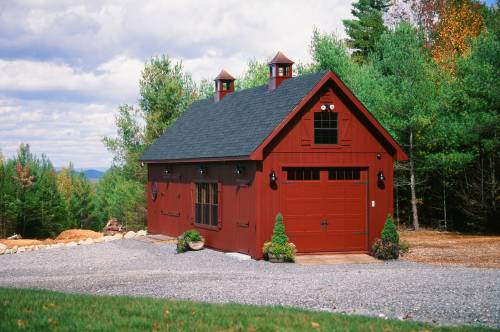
[431,0,484,72]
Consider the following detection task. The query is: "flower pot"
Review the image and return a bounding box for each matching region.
[188,241,204,251]
[268,252,286,263]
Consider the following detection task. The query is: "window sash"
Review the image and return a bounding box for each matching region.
[195,183,219,226]
[314,111,338,144]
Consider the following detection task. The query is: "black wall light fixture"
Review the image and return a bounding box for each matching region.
[198,165,207,175]
[164,167,171,176]
[234,164,245,176]
[269,170,278,184]
[377,170,386,189]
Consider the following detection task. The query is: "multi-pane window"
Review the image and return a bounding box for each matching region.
[195,183,219,226]
[314,111,338,144]
[328,168,361,181]
[286,168,320,181]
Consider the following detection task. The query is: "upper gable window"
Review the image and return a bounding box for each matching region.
[314,111,338,144]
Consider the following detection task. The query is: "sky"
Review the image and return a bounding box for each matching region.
[0,0,495,169]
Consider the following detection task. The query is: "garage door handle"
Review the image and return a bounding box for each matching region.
[238,222,250,228]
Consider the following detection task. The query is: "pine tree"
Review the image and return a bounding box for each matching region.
[343,0,391,62]
[271,213,289,245]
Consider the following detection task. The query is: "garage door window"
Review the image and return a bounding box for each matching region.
[195,183,219,226]
[286,168,320,181]
[328,168,361,180]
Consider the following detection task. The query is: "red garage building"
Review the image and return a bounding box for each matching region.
[140,51,407,259]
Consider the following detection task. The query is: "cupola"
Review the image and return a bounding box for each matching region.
[214,69,235,102]
[268,51,294,90]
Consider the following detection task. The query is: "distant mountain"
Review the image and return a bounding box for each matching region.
[83,169,104,181]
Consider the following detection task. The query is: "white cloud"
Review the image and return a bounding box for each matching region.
[0,0,354,168]
[0,56,143,104]
[0,97,115,168]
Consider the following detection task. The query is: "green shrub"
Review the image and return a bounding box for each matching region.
[262,241,272,260]
[183,229,202,242]
[271,213,289,245]
[371,238,399,260]
[262,213,296,262]
[399,239,410,255]
[381,215,399,243]
[176,229,203,254]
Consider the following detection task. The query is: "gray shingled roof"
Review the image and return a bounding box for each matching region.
[140,70,327,161]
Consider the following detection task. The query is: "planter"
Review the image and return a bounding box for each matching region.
[188,241,204,251]
[268,252,286,263]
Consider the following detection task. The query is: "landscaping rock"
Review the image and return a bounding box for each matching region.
[103,236,117,242]
[112,233,123,240]
[0,249,4,255]
[12,246,18,253]
[94,237,105,244]
[124,231,136,239]
[65,242,78,247]
[17,247,26,253]
[136,230,147,237]
[51,243,64,249]
[83,238,94,245]
[7,233,22,240]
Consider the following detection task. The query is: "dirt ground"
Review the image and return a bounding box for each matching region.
[0,229,103,249]
[400,230,500,269]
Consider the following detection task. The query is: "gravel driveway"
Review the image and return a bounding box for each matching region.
[0,239,498,328]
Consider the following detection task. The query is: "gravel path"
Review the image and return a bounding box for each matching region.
[0,239,498,328]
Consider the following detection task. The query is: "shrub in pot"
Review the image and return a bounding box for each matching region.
[176,229,205,253]
[371,215,400,260]
[262,213,296,263]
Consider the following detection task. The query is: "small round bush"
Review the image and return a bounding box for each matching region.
[399,239,410,255]
[176,229,203,253]
[371,239,400,260]
[381,215,399,243]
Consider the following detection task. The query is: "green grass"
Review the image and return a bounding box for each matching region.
[0,288,493,331]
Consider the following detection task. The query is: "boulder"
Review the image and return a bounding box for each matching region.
[17,247,26,253]
[0,243,7,251]
[136,230,147,237]
[0,249,4,255]
[51,243,64,249]
[65,242,78,247]
[124,231,136,239]
[12,246,18,253]
[94,237,105,243]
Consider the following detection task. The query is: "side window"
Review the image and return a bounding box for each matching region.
[314,111,338,144]
[195,183,219,226]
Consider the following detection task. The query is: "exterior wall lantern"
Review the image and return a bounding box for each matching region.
[198,165,207,175]
[269,170,278,184]
[234,164,245,176]
[377,170,385,188]
[164,167,171,176]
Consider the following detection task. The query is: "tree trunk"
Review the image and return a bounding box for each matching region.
[409,131,419,230]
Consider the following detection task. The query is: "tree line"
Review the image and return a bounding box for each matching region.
[1,0,498,238]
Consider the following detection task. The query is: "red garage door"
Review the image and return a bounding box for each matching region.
[281,167,368,253]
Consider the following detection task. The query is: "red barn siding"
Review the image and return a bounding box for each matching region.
[147,162,259,257]
[256,85,394,257]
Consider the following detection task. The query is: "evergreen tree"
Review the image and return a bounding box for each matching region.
[343,0,391,62]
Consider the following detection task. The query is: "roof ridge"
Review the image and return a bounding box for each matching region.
[196,70,327,103]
